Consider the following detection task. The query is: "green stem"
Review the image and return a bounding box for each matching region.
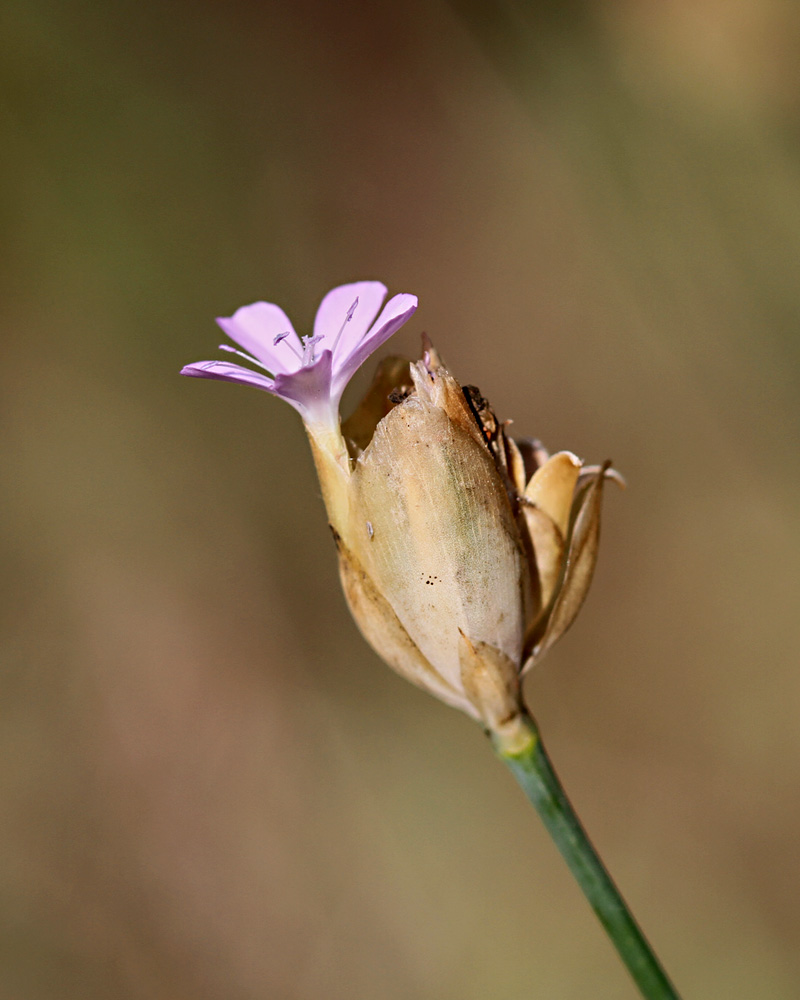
[493,714,680,1000]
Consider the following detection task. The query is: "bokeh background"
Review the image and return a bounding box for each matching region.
[2,0,800,997]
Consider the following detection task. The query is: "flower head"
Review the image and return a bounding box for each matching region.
[181,281,417,429]
[182,285,618,751]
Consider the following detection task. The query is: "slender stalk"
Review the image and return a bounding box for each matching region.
[493,713,680,1000]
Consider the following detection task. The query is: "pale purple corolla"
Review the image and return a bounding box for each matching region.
[180,281,417,429]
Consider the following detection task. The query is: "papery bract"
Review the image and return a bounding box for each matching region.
[336,357,533,734]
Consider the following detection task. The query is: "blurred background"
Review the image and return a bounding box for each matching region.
[2,0,799,996]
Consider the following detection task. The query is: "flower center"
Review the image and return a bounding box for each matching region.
[301,335,324,365]
[219,297,360,377]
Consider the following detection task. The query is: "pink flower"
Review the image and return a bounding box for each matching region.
[181,281,417,427]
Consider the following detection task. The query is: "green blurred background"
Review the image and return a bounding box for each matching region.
[2,0,799,996]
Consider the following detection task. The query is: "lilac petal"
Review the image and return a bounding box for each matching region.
[180,360,276,392]
[330,293,418,400]
[313,281,387,354]
[181,358,335,424]
[216,302,304,374]
[272,350,336,424]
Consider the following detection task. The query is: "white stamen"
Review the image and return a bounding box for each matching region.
[273,331,303,361]
[301,335,324,365]
[366,521,374,539]
[218,343,275,375]
[331,297,359,355]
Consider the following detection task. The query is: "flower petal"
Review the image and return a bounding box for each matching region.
[216,302,304,374]
[271,349,336,425]
[330,293,418,400]
[313,281,387,354]
[180,360,276,392]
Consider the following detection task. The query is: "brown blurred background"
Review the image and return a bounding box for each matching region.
[2,0,799,996]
